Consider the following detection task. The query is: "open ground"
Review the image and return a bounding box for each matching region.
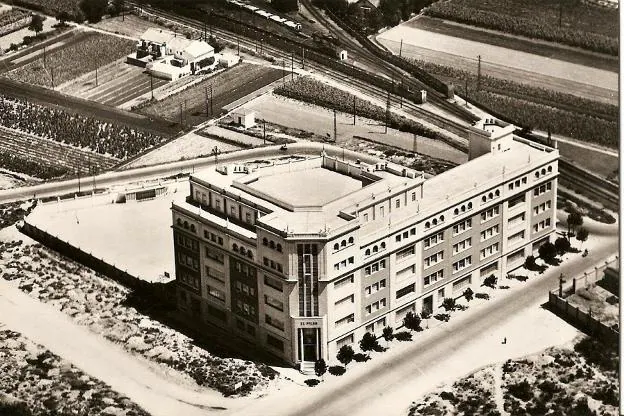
[377,19,618,105]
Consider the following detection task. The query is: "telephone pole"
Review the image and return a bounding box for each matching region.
[399,39,403,58]
[477,55,482,91]
[95,65,98,87]
[352,95,356,125]
[291,53,294,80]
[263,120,266,145]
[210,84,213,116]
[282,60,285,83]
[385,91,390,134]
[464,78,469,107]
[333,109,337,143]
[150,72,154,100]
[301,47,305,69]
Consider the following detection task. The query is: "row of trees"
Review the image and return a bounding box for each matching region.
[78,0,124,23]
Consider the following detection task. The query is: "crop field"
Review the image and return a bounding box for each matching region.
[59,60,168,107]
[377,24,618,104]
[13,0,82,20]
[424,0,618,55]
[3,31,135,89]
[0,125,117,179]
[137,63,283,126]
[0,8,31,37]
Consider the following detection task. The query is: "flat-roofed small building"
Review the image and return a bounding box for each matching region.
[171,125,559,372]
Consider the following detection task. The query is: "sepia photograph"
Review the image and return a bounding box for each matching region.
[0,0,619,414]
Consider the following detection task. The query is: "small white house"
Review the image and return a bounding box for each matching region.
[219,53,240,68]
[337,49,348,61]
[232,109,256,129]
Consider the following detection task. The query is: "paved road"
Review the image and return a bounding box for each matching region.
[0,278,235,416]
[0,143,372,204]
[236,233,618,416]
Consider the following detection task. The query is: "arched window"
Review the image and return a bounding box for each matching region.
[482,196,487,203]
[262,238,268,246]
[232,243,238,252]
[541,168,546,175]
[495,190,500,197]
[348,237,354,245]
[547,166,552,173]
[380,242,386,250]
[439,215,444,222]
[488,192,493,199]
[454,208,459,215]
[177,218,182,226]
[183,221,189,229]
[425,221,430,228]
[334,243,339,251]
[247,252,253,259]
[190,224,195,233]
[535,172,540,178]
[341,240,346,247]
[365,249,371,256]
[467,202,472,209]
[373,246,378,253]
[460,206,465,213]
[269,241,275,249]
[276,244,282,253]
[432,218,438,226]
[240,247,246,255]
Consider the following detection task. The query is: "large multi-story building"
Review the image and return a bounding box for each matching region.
[171,123,559,370]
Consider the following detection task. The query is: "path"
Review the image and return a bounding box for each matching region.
[492,363,507,415]
[0,276,240,416]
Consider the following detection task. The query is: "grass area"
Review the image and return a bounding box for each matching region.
[10,0,82,21]
[556,141,618,181]
[410,337,619,415]
[4,31,135,88]
[410,16,619,73]
[425,0,618,55]
[409,59,618,149]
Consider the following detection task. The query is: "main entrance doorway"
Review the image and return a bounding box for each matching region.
[298,328,320,362]
[423,295,433,315]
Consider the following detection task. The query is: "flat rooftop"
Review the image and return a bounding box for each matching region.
[248,167,363,207]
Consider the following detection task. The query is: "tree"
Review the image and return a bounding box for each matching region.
[442,297,456,311]
[483,274,497,288]
[538,242,558,263]
[576,227,589,245]
[403,311,422,331]
[524,255,537,270]
[360,332,380,352]
[567,211,583,236]
[382,326,394,342]
[108,0,124,16]
[463,287,474,302]
[336,345,354,368]
[554,237,571,255]
[79,0,108,23]
[272,0,299,13]
[28,14,44,36]
[314,359,327,380]
[56,11,70,24]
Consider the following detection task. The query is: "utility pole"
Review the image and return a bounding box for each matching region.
[558,0,563,28]
[399,38,403,58]
[413,133,417,153]
[291,53,294,80]
[477,55,481,91]
[50,65,54,90]
[301,47,305,69]
[282,59,285,83]
[559,273,564,297]
[212,146,220,168]
[203,21,207,41]
[179,101,183,128]
[95,65,98,87]
[209,9,213,37]
[150,72,154,100]
[400,79,403,108]
[352,95,356,125]
[210,84,213,116]
[333,109,337,143]
[385,91,390,134]
[237,36,240,56]
[464,78,468,107]
[77,168,81,193]
[43,46,46,67]
[205,86,209,116]
[263,120,266,145]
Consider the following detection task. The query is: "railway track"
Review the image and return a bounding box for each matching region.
[558,160,619,209]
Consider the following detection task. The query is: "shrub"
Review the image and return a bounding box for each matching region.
[475,292,490,300]
[538,380,561,394]
[403,311,422,331]
[554,237,572,255]
[538,242,558,264]
[353,353,370,362]
[394,331,412,341]
[314,359,327,379]
[382,326,394,342]
[482,274,497,288]
[576,227,589,244]
[336,345,355,368]
[328,365,346,376]
[463,287,474,302]
[360,332,381,352]
[434,313,450,322]
[420,309,432,320]
[440,391,457,403]
[305,378,321,387]
[442,297,457,311]
[508,379,532,401]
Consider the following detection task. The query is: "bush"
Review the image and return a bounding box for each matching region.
[403,311,422,331]
[442,297,457,311]
[353,353,371,362]
[440,391,457,403]
[394,331,412,341]
[314,359,327,379]
[482,274,497,288]
[360,332,381,352]
[463,287,474,301]
[382,326,394,341]
[554,237,572,255]
[434,313,450,322]
[508,379,533,401]
[305,378,321,387]
[336,345,355,367]
[538,242,558,264]
[328,365,346,376]
[475,292,490,300]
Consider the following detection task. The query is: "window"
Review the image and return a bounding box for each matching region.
[265,295,284,311]
[423,232,444,248]
[424,269,443,286]
[205,266,225,283]
[508,194,525,209]
[230,206,236,216]
[508,212,526,227]
[267,334,284,351]
[365,259,386,275]
[365,249,371,256]
[480,243,500,260]
[508,230,525,245]
[395,303,415,323]
[453,275,472,292]
[411,192,416,201]
[265,315,284,331]
[245,213,252,223]
[396,283,415,299]
[452,256,472,274]
[452,237,472,255]
[533,181,552,197]
[480,224,500,242]
[396,265,415,282]
[480,206,500,223]
[337,334,354,348]
[341,240,346,248]
[335,314,355,327]
[507,249,525,264]
[424,251,444,269]
[207,285,225,301]
[365,298,387,315]
[480,262,498,277]
[335,294,354,307]
[334,243,339,251]
[348,237,354,245]
[396,245,415,260]
[452,219,472,235]
[264,275,283,292]
[334,274,354,288]
[365,279,386,296]
[205,247,224,264]
[396,200,400,208]
[363,213,368,222]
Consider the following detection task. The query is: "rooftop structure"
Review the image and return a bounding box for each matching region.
[171,126,559,371]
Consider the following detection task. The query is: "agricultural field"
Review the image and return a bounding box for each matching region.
[3,31,135,89]
[0,93,166,172]
[0,329,149,416]
[59,60,168,107]
[424,0,618,55]
[137,63,283,127]
[0,8,31,37]
[12,0,82,21]
[91,14,163,40]
[0,125,117,179]
[410,337,618,415]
